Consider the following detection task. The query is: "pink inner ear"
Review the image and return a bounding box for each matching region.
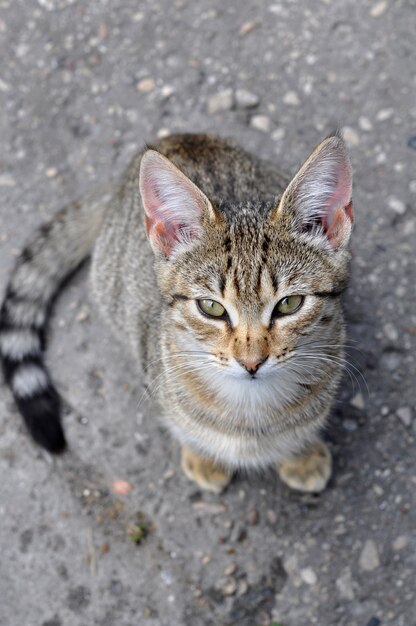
[325,201,353,249]
[139,150,209,256]
[321,163,353,249]
[302,138,353,249]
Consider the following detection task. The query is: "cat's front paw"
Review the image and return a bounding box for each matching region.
[277,440,332,493]
[181,445,232,493]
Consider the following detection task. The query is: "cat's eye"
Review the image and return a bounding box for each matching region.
[273,295,304,317]
[197,299,227,319]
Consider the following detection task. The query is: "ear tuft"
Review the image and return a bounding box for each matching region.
[139,150,213,257]
[277,136,353,249]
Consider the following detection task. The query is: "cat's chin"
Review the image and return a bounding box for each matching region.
[203,366,301,413]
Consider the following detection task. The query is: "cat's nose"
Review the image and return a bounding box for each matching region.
[238,356,268,375]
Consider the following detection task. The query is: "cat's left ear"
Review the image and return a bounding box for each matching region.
[275,135,353,250]
[139,149,216,257]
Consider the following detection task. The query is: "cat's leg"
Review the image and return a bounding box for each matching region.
[277,440,332,493]
[181,445,232,493]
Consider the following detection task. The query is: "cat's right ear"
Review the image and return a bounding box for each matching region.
[274,135,353,250]
[139,150,216,257]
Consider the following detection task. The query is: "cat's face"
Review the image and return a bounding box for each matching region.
[157,220,346,408]
[139,135,352,407]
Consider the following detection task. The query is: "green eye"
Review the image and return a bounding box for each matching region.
[274,295,304,316]
[197,299,226,319]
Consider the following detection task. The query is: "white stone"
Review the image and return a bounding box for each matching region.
[235,89,259,108]
[388,197,406,215]
[336,567,355,600]
[283,91,300,106]
[207,89,233,115]
[377,108,394,121]
[396,407,412,427]
[383,323,399,342]
[157,128,171,139]
[359,540,380,571]
[271,127,285,141]
[250,115,271,132]
[160,85,175,98]
[342,126,360,146]
[300,567,317,585]
[370,1,388,17]
[392,536,408,551]
[350,392,365,410]
[358,116,373,131]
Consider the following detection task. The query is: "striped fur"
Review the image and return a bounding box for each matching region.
[0,189,112,452]
[91,133,353,471]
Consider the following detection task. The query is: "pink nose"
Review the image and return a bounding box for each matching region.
[238,356,268,375]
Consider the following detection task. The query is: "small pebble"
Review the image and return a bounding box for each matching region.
[407,136,416,150]
[160,85,175,98]
[222,578,237,596]
[76,305,90,322]
[336,567,355,600]
[266,510,278,524]
[237,579,249,596]
[350,392,365,410]
[46,167,58,178]
[271,127,285,142]
[373,484,384,496]
[235,89,259,109]
[376,108,393,121]
[250,114,271,132]
[207,89,233,115]
[342,419,358,432]
[163,468,175,481]
[359,116,373,131]
[392,536,408,551]
[366,618,381,626]
[359,539,380,571]
[388,197,406,215]
[383,323,399,342]
[111,480,132,495]
[157,128,171,139]
[342,126,360,147]
[283,90,300,106]
[136,78,156,93]
[396,406,412,427]
[239,21,258,36]
[224,563,237,576]
[300,567,317,585]
[370,1,388,17]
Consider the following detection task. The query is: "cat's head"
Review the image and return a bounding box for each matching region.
[139,135,353,402]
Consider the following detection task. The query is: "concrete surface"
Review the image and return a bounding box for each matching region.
[0,1,415,625]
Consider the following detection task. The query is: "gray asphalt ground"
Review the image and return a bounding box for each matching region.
[0,1,415,625]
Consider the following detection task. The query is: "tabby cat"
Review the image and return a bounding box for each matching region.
[0,133,353,493]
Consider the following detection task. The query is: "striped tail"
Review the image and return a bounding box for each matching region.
[0,188,112,452]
